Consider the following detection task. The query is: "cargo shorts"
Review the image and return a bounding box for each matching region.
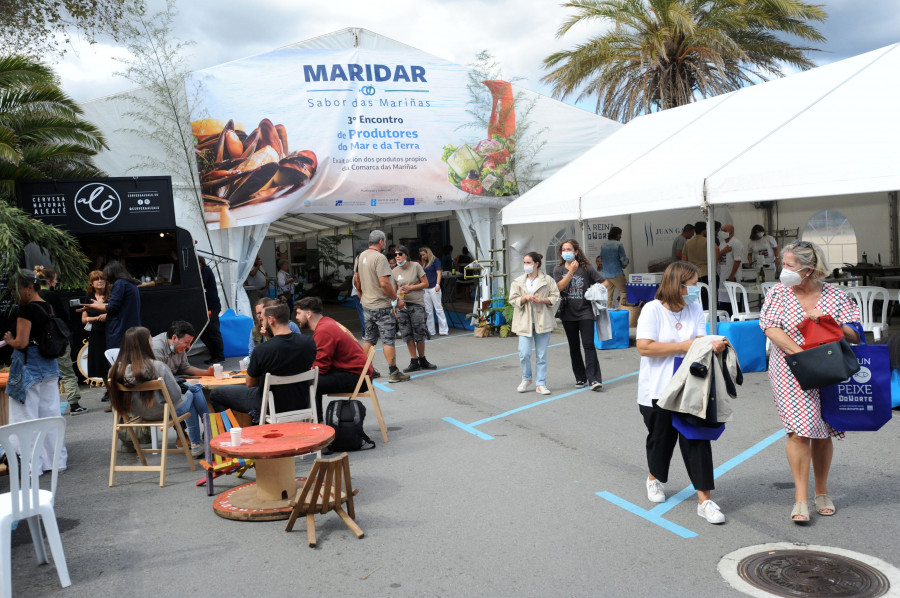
[397,302,427,343]
[362,306,397,346]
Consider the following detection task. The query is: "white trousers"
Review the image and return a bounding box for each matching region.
[423,286,449,335]
[8,378,67,473]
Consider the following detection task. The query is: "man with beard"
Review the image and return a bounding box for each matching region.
[294,296,373,421]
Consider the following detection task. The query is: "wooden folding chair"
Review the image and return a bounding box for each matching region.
[108,378,196,487]
[196,409,255,496]
[323,347,388,443]
[284,453,363,547]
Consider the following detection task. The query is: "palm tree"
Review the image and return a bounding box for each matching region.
[0,55,106,286]
[542,0,827,122]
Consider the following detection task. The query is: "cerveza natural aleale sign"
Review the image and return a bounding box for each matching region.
[16,177,176,234]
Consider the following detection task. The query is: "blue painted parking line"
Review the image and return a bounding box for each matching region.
[444,370,640,439]
[596,428,785,538]
[372,381,394,393]
[411,342,568,380]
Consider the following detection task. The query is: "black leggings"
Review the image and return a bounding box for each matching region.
[561,318,602,384]
[639,400,714,491]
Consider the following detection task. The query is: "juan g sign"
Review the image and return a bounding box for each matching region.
[74,182,122,226]
[15,177,175,234]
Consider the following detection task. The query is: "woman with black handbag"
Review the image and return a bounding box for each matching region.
[759,240,860,523]
[552,239,605,391]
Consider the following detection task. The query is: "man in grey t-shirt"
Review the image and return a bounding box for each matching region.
[671,224,695,261]
[353,230,409,383]
[151,320,214,378]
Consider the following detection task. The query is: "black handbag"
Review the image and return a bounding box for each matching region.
[785,338,861,391]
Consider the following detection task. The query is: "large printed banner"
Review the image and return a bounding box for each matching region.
[189,48,518,229]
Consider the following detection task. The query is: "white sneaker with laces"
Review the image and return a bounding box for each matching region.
[535,386,551,395]
[646,477,665,503]
[697,499,725,524]
[517,379,531,393]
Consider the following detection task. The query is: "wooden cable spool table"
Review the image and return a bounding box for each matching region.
[209,422,334,521]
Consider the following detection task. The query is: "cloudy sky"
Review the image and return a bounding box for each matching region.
[56,0,900,111]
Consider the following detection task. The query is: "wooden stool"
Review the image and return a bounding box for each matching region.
[284,453,363,547]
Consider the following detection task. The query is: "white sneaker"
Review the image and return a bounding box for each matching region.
[190,443,205,458]
[535,386,551,395]
[697,499,725,524]
[646,477,666,503]
[517,379,531,393]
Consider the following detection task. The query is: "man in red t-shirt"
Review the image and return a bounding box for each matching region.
[295,296,373,420]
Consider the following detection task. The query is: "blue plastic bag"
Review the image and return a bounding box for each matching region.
[669,357,726,440]
[595,309,629,349]
[820,343,892,431]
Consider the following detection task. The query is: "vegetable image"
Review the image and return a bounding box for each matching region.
[441,80,518,197]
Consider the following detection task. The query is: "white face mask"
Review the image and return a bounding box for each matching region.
[780,267,806,287]
[523,264,534,274]
[718,231,730,242]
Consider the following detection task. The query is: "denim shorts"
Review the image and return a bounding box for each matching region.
[362,306,397,346]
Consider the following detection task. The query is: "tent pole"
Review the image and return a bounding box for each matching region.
[705,192,717,335]
[579,197,587,252]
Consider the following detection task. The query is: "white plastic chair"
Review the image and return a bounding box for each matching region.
[844,286,890,341]
[697,282,730,323]
[105,347,158,450]
[0,417,71,597]
[723,281,760,321]
[260,368,321,458]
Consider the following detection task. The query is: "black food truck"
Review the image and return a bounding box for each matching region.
[11,176,210,378]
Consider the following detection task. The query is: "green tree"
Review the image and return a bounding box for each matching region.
[0,0,145,59]
[0,55,102,287]
[542,0,827,122]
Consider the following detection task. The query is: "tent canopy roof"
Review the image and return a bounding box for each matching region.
[502,42,900,226]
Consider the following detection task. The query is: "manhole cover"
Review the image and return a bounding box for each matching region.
[738,550,890,598]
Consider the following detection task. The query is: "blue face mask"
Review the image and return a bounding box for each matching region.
[397,259,407,267]
[561,251,575,262]
[684,285,701,304]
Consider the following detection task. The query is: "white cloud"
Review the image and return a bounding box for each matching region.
[55,0,899,108]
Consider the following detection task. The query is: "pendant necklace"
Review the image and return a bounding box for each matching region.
[672,307,684,330]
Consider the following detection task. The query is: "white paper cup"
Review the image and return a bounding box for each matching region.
[213,363,224,379]
[239,357,250,370]
[230,427,242,446]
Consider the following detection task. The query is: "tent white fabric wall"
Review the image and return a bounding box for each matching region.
[502,42,900,226]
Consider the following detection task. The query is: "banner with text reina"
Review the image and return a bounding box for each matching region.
[189,47,519,229]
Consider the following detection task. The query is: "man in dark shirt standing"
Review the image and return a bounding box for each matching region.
[198,256,225,364]
[210,302,316,424]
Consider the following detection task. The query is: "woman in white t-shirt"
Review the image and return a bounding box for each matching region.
[636,262,728,524]
[747,224,780,268]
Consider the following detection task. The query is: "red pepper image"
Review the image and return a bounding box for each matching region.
[483,80,515,139]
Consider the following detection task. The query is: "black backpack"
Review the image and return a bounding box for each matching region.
[325,400,375,452]
[36,302,71,359]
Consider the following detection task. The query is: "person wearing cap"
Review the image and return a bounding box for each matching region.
[392,245,437,373]
[354,230,409,383]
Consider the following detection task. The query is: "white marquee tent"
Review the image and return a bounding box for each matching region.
[502,42,900,226]
[81,27,621,313]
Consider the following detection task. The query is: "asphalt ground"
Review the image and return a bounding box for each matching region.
[9,316,900,597]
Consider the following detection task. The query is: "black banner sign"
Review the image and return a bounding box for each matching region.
[15,176,176,233]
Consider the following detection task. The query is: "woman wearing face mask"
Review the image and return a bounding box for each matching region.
[553,239,605,391]
[747,224,780,271]
[636,262,728,524]
[759,241,860,523]
[510,252,559,394]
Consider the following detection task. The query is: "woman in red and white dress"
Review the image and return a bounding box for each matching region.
[759,240,860,523]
